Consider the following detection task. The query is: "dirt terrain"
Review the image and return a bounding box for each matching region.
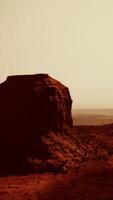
[0,161,113,200]
[73,114,113,125]
[72,109,113,125]
[1,124,113,200]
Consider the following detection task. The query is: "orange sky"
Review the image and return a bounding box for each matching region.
[0,0,113,108]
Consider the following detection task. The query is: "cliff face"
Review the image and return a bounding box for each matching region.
[34,74,73,131]
[0,74,73,175]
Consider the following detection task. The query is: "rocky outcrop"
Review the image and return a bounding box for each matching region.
[0,74,73,175]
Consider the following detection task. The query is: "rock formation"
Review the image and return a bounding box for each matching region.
[0,74,73,175]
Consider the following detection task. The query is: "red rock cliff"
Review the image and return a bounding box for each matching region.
[0,74,73,175]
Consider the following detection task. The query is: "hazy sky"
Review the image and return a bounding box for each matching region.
[0,0,113,108]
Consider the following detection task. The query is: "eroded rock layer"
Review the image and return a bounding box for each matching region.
[0,74,73,175]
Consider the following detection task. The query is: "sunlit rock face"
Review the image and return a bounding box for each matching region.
[0,74,73,175]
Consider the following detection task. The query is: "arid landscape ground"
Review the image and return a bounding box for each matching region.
[0,162,113,200]
[1,118,113,200]
[73,109,113,125]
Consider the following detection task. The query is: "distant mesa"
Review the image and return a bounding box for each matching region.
[0,73,73,175]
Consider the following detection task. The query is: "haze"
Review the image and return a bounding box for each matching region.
[0,0,113,108]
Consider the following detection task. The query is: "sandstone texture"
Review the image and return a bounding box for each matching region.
[0,74,73,175]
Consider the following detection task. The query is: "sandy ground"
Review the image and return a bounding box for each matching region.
[0,160,113,200]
